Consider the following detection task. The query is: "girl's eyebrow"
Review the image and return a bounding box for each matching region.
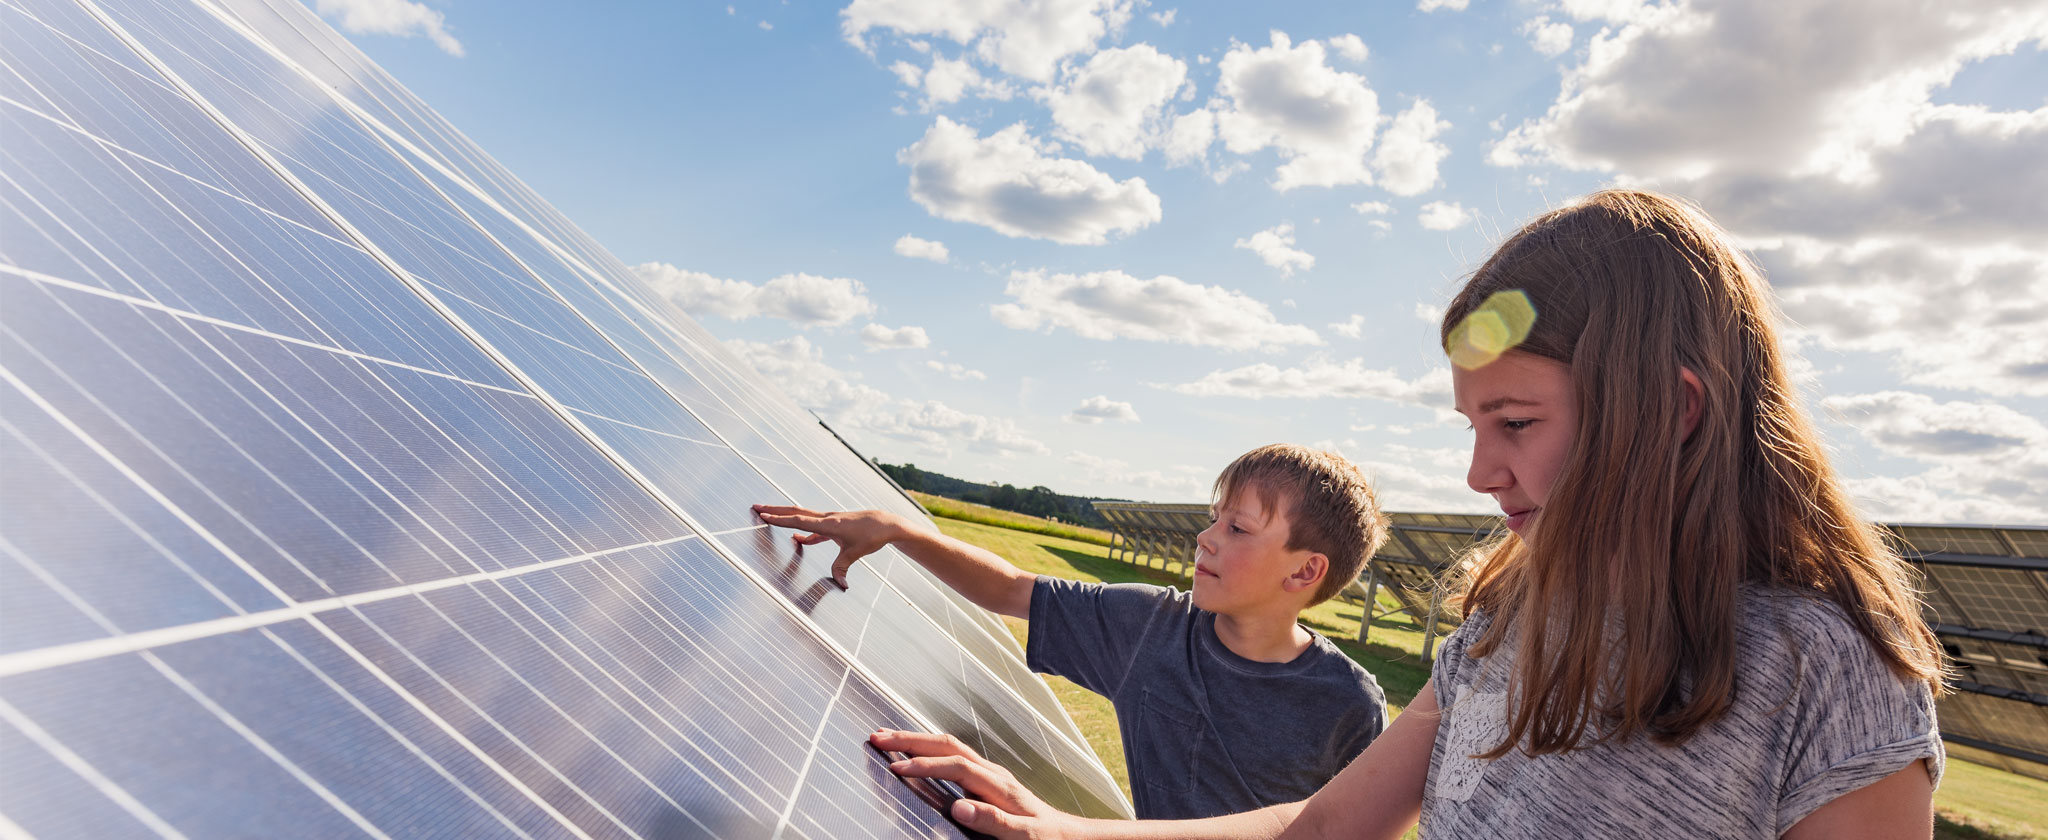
[1477,396,1541,414]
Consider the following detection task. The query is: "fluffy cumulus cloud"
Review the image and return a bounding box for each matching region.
[991,269,1322,350]
[915,55,1017,107]
[725,336,1047,457]
[840,0,1135,82]
[1487,0,2048,404]
[893,234,950,262]
[1417,200,1471,230]
[1417,0,1470,11]
[1063,452,1208,498]
[860,323,931,350]
[1823,391,2048,522]
[1330,313,1368,339]
[1521,16,1574,57]
[1233,222,1315,277]
[632,263,875,326]
[900,117,1163,244]
[1066,395,1140,424]
[1160,359,1451,408]
[314,0,462,55]
[1044,44,1188,159]
[1210,32,1382,190]
[926,360,988,381]
[1372,100,1452,196]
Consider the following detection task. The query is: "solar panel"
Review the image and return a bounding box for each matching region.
[0,0,1129,834]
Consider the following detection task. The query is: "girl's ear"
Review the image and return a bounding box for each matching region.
[1680,366,1705,440]
[1285,553,1329,593]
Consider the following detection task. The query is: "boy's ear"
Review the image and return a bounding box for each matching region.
[1679,366,1704,441]
[1284,553,1329,593]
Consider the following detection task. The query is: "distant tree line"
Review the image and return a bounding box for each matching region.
[873,461,1119,530]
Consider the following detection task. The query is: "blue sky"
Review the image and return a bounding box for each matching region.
[320,0,2048,522]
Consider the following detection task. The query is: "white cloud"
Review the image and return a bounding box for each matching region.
[1417,200,1471,230]
[1043,44,1188,159]
[926,360,989,381]
[758,20,773,31]
[1351,200,1393,215]
[315,0,463,56]
[1373,99,1452,196]
[860,323,931,350]
[1414,302,1445,324]
[1367,219,1393,233]
[1160,359,1451,408]
[1327,34,1369,63]
[1150,9,1177,26]
[1211,31,1382,190]
[1066,395,1141,424]
[1063,452,1208,498]
[1823,391,2048,522]
[632,263,875,326]
[1521,16,1574,56]
[1330,313,1368,338]
[840,0,1136,83]
[1164,108,1218,165]
[889,60,924,87]
[893,234,951,262]
[1756,240,2048,396]
[991,269,1322,350]
[1234,222,1316,277]
[726,336,1047,457]
[1416,0,1470,11]
[900,117,1163,244]
[1488,0,2043,181]
[919,54,1016,107]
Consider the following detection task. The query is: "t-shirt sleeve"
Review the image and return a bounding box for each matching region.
[1025,577,1176,698]
[1774,606,1945,833]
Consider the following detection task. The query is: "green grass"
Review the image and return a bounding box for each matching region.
[912,490,1117,546]
[934,516,2048,839]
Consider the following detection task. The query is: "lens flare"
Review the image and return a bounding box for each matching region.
[1446,290,1537,369]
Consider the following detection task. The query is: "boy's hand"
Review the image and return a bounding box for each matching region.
[871,729,1082,840]
[751,505,912,589]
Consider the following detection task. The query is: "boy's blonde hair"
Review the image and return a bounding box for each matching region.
[1213,444,1391,605]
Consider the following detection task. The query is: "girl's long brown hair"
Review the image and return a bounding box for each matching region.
[1441,190,1944,756]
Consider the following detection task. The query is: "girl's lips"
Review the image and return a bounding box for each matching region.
[1503,508,1536,532]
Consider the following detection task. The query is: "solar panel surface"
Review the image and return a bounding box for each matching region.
[0,0,1130,835]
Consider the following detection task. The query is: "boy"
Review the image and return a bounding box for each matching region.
[752,444,1390,820]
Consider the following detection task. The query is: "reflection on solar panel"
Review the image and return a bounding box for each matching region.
[0,0,1129,835]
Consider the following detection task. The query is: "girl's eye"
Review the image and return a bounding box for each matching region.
[1504,419,1534,432]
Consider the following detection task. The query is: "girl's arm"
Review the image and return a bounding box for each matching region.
[1780,759,1934,840]
[875,677,1443,840]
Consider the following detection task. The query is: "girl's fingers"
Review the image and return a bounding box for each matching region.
[751,503,819,518]
[793,532,834,546]
[950,799,1033,839]
[872,729,977,760]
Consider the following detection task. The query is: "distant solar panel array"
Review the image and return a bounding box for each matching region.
[0,0,1128,836]
[1093,504,2048,780]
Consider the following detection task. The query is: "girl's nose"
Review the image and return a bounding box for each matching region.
[1467,445,1511,495]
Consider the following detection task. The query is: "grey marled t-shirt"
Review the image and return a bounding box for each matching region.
[1027,577,1386,820]
[1421,584,1942,838]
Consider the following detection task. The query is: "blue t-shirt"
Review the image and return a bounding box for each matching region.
[1026,576,1387,819]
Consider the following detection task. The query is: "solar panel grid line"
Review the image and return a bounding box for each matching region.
[174,0,1119,811]
[0,698,192,840]
[770,669,854,840]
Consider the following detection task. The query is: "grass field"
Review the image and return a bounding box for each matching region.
[911,490,1117,546]
[931,512,2048,839]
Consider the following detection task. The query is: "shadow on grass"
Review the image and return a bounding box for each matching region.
[1042,545,1184,587]
[1935,813,2040,840]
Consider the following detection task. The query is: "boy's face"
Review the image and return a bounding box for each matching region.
[1193,489,1322,615]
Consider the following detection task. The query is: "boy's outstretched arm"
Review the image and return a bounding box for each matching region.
[752,504,1037,618]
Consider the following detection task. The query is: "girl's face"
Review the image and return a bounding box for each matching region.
[1452,351,1577,539]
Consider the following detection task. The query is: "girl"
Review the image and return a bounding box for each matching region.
[874,190,1947,839]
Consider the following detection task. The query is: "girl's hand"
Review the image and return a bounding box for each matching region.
[870,729,1085,840]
